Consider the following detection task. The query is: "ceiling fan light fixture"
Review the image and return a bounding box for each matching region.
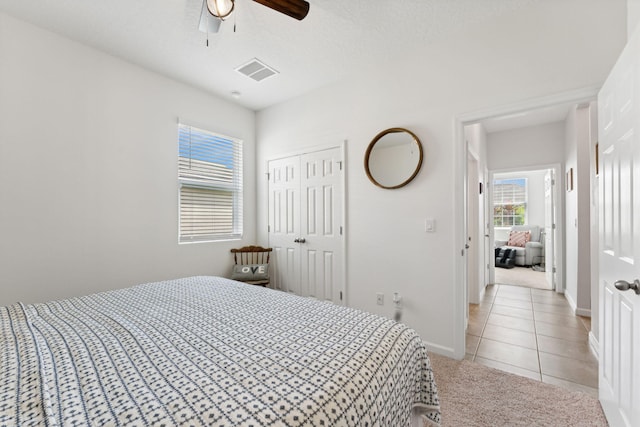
[207,0,235,19]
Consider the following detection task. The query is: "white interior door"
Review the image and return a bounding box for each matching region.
[268,156,301,295]
[544,170,555,289]
[300,148,344,302]
[484,169,491,291]
[467,153,479,304]
[598,26,640,427]
[268,147,345,305]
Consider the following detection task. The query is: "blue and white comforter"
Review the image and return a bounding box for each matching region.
[1,276,440,426]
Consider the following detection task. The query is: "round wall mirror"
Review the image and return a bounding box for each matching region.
[364,128,424,189]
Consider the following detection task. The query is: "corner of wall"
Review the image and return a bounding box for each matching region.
[423,340,457,360]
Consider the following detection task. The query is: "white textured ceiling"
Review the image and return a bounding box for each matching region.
[0,0,537,111]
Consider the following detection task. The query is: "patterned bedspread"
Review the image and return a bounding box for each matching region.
[1,276,440,426]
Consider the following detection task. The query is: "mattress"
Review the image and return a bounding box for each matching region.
[0,276,440,426]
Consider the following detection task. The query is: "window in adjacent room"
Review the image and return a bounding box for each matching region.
[493,177,527,227]
[178,123,243,243]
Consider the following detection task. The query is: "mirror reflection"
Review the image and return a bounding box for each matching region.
[364,128,423,189]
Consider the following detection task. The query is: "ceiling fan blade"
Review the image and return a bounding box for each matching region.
[199,0,222,33]
[252,0,310,20]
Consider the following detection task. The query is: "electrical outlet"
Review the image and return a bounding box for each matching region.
[376,293,384,305]
[392,292,401,304]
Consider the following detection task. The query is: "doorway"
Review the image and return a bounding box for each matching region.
[455,87,599,361]
[491,168,557,291]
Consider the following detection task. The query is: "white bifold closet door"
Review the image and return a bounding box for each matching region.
[268,147,345,304]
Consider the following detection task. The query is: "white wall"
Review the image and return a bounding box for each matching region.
[629,0,640,37]
[256,1,627,356]
[0,13,256,305]
[487,122,566,171]
[564,106,592,316]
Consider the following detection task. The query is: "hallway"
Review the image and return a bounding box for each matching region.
[466,284,598,396]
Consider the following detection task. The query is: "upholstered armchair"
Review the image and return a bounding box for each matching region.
[495,225,543,267]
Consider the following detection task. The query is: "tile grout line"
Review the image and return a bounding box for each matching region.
[476,286,542,377]
[530,287,544,381]
[473,284,499,361]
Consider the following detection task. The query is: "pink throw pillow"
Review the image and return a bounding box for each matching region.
[507,230,531,247]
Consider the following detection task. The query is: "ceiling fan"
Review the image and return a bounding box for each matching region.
[199,0,310,34]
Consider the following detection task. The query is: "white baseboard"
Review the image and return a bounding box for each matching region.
[563,292,591,317]
[575,307,591,317]
[564,292,578,312]
[588,331,599,360]
[423,341,456,359]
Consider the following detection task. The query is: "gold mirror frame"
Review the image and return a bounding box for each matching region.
[364,127,424,189]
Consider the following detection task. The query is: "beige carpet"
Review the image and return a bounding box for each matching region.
[429,353,608,426]
[494,266,550,289]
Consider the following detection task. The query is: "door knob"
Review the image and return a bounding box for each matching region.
[294,238,306,243]
[614,279,640,295]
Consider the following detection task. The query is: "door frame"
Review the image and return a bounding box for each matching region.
[265,141,348,304]
[488,164,563,293]
[453,86,600,359]
[467,152,480,306]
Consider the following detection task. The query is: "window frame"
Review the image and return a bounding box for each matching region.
[177,123,243,244]
[493,177,528,228]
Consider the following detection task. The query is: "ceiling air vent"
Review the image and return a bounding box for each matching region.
[235,58,279,82]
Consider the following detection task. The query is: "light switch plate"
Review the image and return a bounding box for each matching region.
[425,218,435,232]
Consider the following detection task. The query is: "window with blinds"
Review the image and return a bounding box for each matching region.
[493,178,527,227]
[178,123,243,243]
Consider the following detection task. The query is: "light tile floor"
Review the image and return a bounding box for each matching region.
[466,284,598,396]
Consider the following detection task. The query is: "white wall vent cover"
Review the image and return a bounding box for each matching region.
[235,58,279,82]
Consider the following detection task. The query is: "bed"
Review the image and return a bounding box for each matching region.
[0,276,440,426]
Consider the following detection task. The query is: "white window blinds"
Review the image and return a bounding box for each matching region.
[178,123,243,243]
